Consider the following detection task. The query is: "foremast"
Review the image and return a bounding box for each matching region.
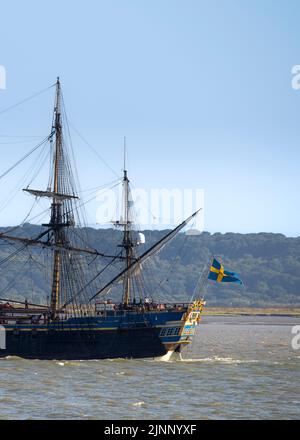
[122,168,132,306]
[116,140,135,307]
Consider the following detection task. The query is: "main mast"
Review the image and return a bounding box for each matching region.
[50,78,63,319]
[0,78,140,317]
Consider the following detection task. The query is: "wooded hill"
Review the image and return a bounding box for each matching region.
[0,224,299,307]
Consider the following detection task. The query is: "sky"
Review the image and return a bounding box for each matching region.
[0,0,300,236]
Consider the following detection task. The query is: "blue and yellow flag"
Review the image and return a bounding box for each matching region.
[208,258,243,285]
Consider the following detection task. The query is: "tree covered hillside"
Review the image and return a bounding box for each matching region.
[0,224,299,307]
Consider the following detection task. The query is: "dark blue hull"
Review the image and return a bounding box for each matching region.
[0,326,167,360]
[0,309,195,359]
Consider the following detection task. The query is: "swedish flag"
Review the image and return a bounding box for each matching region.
[208,258,243,284]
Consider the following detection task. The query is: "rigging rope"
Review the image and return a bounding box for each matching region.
[0,133,54,182]
[67,119,120,178]
[0,84,55,117]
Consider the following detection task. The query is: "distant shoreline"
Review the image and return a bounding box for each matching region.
[203,307,300,317]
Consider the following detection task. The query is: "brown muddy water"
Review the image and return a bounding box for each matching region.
[0,315,299,419]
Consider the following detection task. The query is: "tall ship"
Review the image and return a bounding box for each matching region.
[0,79,205,360]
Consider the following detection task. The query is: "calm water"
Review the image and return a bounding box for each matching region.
[0,316,299,420]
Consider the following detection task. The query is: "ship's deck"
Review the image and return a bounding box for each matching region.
[0,301,193,326]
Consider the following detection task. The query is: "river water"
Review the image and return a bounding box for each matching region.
[0,315,299,419]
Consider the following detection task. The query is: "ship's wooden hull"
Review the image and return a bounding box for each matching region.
[0,304,203,360]
[0,326,167,360]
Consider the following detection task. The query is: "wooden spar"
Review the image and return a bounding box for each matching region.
[0,232,126,259]
[23,189,78,200]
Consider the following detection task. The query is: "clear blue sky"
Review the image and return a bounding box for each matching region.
[0,0,299,235]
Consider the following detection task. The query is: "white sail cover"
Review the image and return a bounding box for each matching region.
[138,232,145,244]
